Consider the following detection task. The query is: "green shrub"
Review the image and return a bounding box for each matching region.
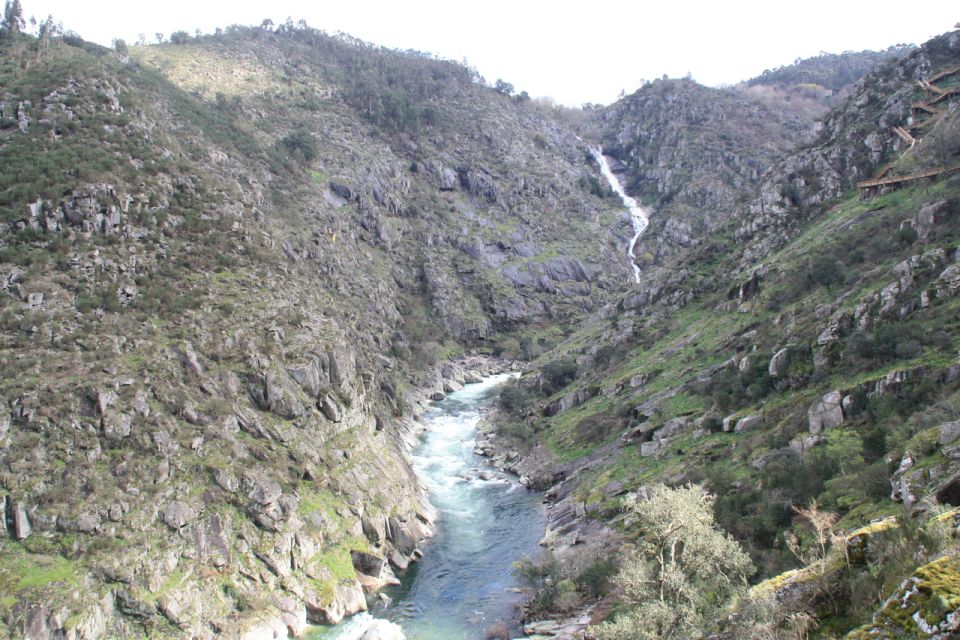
[499,384,530,415]
[279,129,318,164]
[541,357,578,394]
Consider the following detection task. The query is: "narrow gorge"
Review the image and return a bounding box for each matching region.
[313,374,545,640]
[2,11,960,640]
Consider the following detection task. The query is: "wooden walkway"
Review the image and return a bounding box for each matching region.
[929,64,960,84]
[912,101,941,115]
[857,64,960,197]
[858,164,960,195]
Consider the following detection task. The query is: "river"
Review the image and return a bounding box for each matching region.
[308,373,546,640]
[592,147,650,284]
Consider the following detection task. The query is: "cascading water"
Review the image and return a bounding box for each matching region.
[592,147,650,284]
[309,373,545,640]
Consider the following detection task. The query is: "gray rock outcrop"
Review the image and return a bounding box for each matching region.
[807,391,843,434]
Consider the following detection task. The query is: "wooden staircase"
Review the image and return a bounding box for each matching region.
[858,64,960,197]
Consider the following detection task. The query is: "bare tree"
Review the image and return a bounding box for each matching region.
[787,499,839,567]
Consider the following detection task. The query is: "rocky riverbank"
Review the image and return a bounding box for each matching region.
[474,398,619,640]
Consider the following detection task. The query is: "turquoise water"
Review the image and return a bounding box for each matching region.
[308,374,545,639]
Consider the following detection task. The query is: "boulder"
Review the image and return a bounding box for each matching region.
[306,580,367,625]
[789,435,823,454]
[249,372,305,420]
[351,551,386,579]
[287,361,324,398]
[242,472,283,506]
[279,598,308,637]
[640,440,662,457]
[361,620,406,640]
[938,421,960,446]
[913,199,947,242]
[890,454,917,506]
[722,415,737,432]
[937,264,960,298]
[387,549,409,571]
[442,379,463,394]
[239,615,289,640]
[386,518,417,554]
[807,391,843,434]
[178,341,204,377]
[161,501,197,530]
[319,393,343,423]
[101,410,132,442]
[9,499,30,539]
[439,168,457,191]
[735,414,764,433]
[657,417,689,439]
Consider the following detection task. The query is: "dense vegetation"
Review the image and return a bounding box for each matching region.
[747,46,913,91]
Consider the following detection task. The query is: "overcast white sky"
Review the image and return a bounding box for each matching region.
[17,0,959,105]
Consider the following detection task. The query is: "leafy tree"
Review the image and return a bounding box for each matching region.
[541,357,578,394]
[805,256,844,291]
[593,485,753,640]
[494,78,514,96]
[169,30,191,45]
[278,129,318,164]
[35,14,59,56]
[1,0,24,39]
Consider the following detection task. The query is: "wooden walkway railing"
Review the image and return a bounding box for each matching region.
[892,126,916,147]
[912,101,941,115]
[857,65,960,196]
[857,164,960,195]
[929,65,960,84]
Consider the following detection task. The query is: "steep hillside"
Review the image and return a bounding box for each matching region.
[742,46,914,122]
[492,30,960,638]
[748,47,914,93]
[0,25,629,638]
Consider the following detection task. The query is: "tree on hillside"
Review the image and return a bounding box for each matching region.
[494,78,514,96]
[1,0,24,39]
[593,484,754,640]
[34,14,60,58]
[170,30,191,45]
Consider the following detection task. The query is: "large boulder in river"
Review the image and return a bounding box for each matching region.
[361,620,406,640]
[305,581,367,624]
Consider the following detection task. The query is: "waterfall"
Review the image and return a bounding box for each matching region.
[592,147,650,284]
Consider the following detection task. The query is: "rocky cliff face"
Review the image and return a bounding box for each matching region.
[0,26,628,638]
[737,31,960,264]
[588,78,809,262]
